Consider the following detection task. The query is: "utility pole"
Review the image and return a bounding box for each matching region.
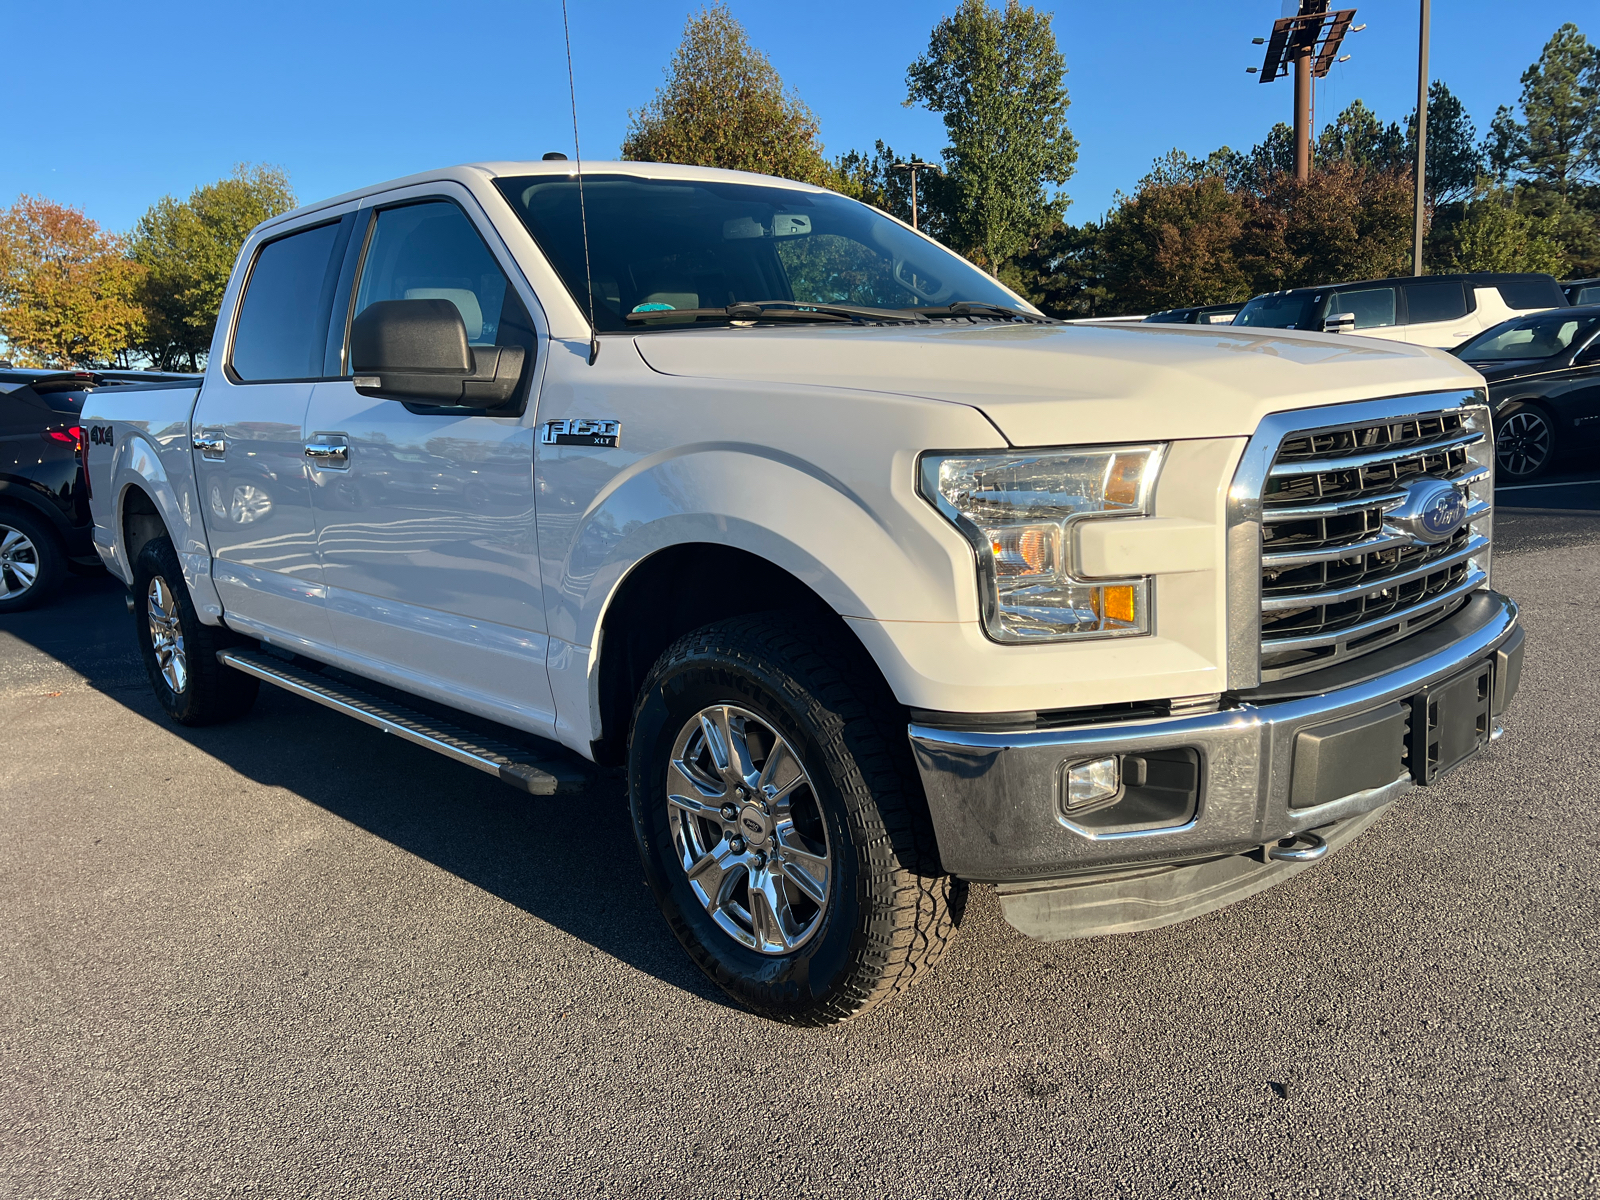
[1249,1,1361,182]
[893,161,941,231]
[1413,0,1430,275]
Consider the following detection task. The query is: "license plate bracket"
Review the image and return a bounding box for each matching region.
[1408,658,1493,785]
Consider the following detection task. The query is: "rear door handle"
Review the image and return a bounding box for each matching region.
[304,435,350,468]
[193,428,226,459]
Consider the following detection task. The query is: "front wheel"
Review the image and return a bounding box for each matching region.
[132,536,259,725]
[1496,405,1556,480]
[628,616,963,1025]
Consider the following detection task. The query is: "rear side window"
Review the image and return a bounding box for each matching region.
[1326,287,1396,329]
[1405,281,1468,324]
[1570,284,1600,306]
[1496,277,1563,310]
[231,222,343,382]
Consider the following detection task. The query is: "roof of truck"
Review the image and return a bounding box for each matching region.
[263,161,829,233]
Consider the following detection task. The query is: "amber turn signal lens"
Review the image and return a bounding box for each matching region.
[1101,585,1136,624]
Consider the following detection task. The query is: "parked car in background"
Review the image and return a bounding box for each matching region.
[0,368,197,611]
[1142,302,1243,326]
[1451,305,1600,480]
[1563,279,1600,307]
[1234,273,1566,348]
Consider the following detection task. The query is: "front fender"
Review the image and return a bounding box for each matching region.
[552,443,983,648]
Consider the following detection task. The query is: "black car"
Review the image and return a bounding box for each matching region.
[1563,278,1600,307]
[1142,302,1244,326]
[1451,306,1600,481]
[0,368,198,610]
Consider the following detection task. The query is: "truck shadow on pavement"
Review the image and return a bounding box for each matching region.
[1,573,734,1011]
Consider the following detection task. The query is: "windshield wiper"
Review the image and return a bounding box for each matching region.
[625,300,927,326]
[915,302,1059,324]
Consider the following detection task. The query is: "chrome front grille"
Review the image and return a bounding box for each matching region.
[1255,406,1494,681]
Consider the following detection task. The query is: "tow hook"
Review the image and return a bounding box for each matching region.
[1252,829,1328,864]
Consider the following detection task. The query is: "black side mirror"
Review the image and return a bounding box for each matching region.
[350,299,525,406]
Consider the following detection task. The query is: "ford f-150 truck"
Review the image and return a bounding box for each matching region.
[84,161,1524,1026]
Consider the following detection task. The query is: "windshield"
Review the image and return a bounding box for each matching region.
[1457,312,1600,361]
[494,173,1022,331]
[1233,293,1319,330]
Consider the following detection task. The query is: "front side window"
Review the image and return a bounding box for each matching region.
[1326,288,1396,330]
[1457,313,1600,361]
[231,222,343,381]
[352,202,511,349]
[1405,281,1468,324]
[493,173,1022,331]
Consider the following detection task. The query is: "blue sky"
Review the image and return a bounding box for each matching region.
[4,1,1592,235]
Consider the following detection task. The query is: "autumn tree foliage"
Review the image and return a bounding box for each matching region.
[0,196,146,368]
[621,4,831,185]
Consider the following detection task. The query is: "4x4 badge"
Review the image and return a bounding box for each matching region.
[541,418,621,448]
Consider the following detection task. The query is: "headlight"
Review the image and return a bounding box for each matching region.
[920,445,1166,643]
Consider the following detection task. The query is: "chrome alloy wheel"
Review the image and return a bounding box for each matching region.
[146,576,188,694]
[666,705,832,955]
[1497,409,1552,478]
[0,524,41,599]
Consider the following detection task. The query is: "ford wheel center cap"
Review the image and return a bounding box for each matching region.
[1387,478,1469,544]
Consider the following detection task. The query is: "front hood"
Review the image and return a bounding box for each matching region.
[634,321,1486,445]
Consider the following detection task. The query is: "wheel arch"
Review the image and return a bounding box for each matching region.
[588,542,892,766]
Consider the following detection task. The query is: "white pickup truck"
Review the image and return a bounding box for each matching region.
[84,161,1524,1025]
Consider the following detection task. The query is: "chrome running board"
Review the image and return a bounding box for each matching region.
[217,649,590,796]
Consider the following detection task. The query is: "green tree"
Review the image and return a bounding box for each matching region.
[130,164,295,370]
[1486,23,1600,192]
[1404,82,1484,204]
[1319,100,1406,173]
[1430,187,1568,274]
[0,195,145,368]
[1225,122,1296,193]
[831,141,931,231]
[621,3,830,185]
[905,0,1079,274]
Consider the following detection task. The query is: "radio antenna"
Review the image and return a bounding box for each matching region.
[560,0,600,365]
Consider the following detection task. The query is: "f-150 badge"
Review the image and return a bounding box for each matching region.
[541,418,621,448]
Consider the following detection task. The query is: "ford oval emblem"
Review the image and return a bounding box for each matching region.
[1386,478,1469,545]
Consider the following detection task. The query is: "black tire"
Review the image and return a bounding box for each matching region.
[628,615,963,1026]
[0,508,66,613]
[132,536,259,725]
[1495,403,1557,481]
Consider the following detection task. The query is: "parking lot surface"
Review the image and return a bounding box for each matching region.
[2,504,1597,1199]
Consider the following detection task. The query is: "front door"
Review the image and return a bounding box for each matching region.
[193,217,351,650]
[304,196,554,733]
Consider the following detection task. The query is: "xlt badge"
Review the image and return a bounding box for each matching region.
[541,418,620,448]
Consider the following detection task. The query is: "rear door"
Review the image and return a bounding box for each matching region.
[1402,280,1476,347]
[303,188,554,732]
[193,216,353,649]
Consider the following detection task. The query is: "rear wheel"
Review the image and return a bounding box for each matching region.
[628,615,963,1025]
[132,536,259,725]
[0,509,65,613]
[1496,405,1556,480]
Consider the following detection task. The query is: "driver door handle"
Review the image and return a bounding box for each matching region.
[304,435,349,468]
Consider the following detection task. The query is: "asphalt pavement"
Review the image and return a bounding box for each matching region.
[2,497,1597,1198]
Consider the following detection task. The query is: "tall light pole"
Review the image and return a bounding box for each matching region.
[1413,0,1431,275]
[893,161,941,231]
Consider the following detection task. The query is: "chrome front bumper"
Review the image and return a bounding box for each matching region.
[909,591,1523,892]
